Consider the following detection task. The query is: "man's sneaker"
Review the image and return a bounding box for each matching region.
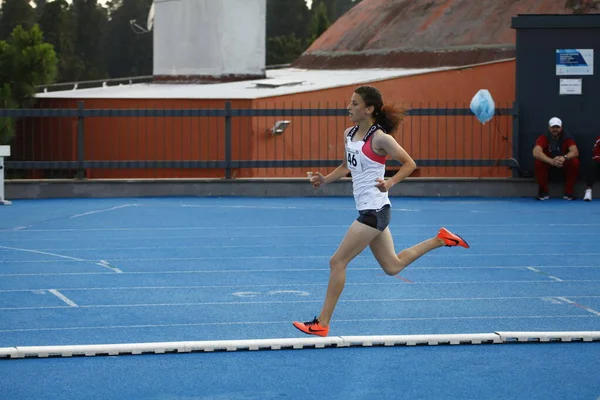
[436,227,470,248]
[584,188,592,201]
[563,194,575,201]
[536,192,549,201]
[293,317,329,337]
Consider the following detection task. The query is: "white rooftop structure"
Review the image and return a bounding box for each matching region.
[35,67,456,100]
[153,0,266,82]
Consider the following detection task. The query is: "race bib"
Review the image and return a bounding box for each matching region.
[346,148,362,172]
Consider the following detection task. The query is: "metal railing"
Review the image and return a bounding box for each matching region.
[1,101,518,180]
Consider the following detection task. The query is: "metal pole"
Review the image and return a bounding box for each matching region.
[0,145,12,205]
[77,101,85,179]
[511,101,520,177]
[224,101,232,179]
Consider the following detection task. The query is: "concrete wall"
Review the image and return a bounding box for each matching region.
[4,178,590,200]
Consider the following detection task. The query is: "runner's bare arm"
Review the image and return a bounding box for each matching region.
[373,131,416,188]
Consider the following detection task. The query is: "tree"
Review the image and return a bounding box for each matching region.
[310,1,330,40]
[311,0,362,23]
[267,0,311,39]
[267,34,307,65]
[0,24,57,145]
[102,0,153,78]
[69,0,109,80]
[310,0,334,22]
[37,0,78,82]
[32,0,48,20]
[0,0,36,40]
[32,0,47,9]
[335,0,361,20]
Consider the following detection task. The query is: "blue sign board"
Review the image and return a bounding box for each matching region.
[556,49,594,75]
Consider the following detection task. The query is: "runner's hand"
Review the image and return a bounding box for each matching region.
[308,172,326,188]
[375,178,391,192]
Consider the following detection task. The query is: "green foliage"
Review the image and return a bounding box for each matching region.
[0,0,366,146]
[267,0,311,39]
[37,0,78,82]
[103,0,153,78]
[1,0,362,87]
[311,0,361,24]
[0,0,36,39]
[0,83,16,147]
[335,0,362,20]
[310,2,331,41]
[267,34,310,66]
[70,0,109,81]
[0,24,58,145]
[265,0,361,65]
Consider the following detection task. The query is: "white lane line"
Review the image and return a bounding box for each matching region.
[11,226,32,231]
[4,224,600,232]
[2,267,339,275]
[0,264,586,276]
[0,242,597,251]
[0,315,593,333]
[96,260,123,274]
[526,267,564,282]
[47,289,78,307]
[0,246,86,262]
[1,281,599,293]
[0,225,360,232]
[0,246,121,273]
[556,297,600,316]
[69,204,137,219]
[3,234,600,243]
[2,295,600,311]
[0,262,598,279]
[3,254,600,264]
[1,204,137,232]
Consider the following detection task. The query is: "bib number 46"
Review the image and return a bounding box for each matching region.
[347,153,357,167]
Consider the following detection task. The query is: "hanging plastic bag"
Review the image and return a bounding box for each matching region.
[470,89,495,124]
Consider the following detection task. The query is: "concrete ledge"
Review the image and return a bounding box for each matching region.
[4,178,590,199]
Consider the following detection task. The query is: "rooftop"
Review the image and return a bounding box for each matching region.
[35,66,461,99]
[293,0,599,69]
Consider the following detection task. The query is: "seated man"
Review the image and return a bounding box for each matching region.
[532,117,580,200]
[584,136,600,201]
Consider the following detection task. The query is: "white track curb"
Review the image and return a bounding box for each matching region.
[1,331,598,359]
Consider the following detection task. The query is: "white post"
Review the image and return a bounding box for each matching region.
[0,145,11,205]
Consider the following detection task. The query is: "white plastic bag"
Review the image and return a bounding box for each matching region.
[470,89,495,124]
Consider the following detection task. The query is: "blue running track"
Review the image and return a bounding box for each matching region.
[0,196,599,399]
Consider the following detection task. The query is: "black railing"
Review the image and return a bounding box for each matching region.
[1,101,519,180]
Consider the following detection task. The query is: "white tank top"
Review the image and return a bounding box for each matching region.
[345,124,391,211]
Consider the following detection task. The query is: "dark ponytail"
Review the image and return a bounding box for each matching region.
[376,105,403,134]
[354,85,403,134]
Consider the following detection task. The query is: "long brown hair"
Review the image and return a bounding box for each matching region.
[354,85,404,134]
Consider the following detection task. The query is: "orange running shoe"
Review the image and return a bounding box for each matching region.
[436,227,470,248]
[293,317,330,337]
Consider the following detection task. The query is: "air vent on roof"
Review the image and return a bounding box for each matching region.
[253,80,305,88]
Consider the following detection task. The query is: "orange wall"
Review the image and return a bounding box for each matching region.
[18,98,253,179]
[250,59,516,178]
[248,98,349,178]
[80,99,253,179]
[12,100,80,178]
[16,60,516,179]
